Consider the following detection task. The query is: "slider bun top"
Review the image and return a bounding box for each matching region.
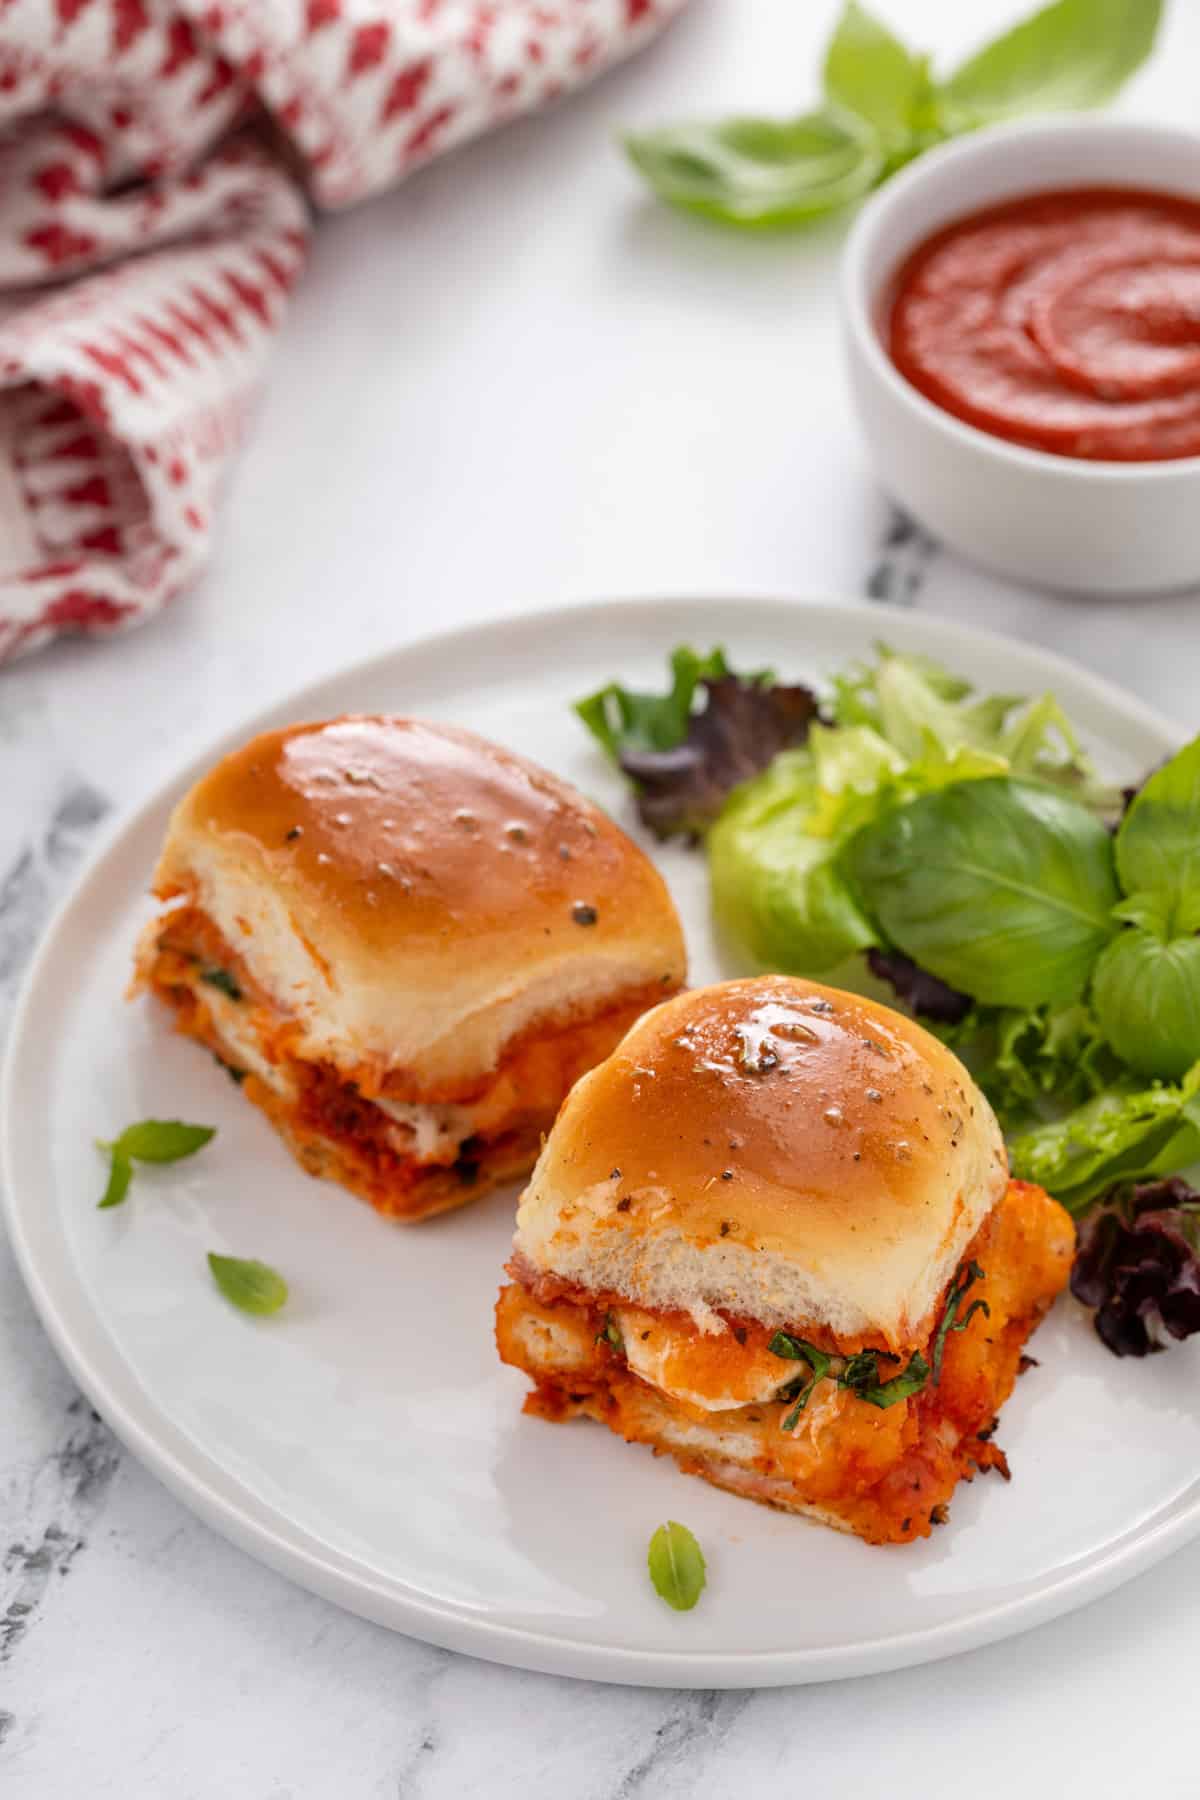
[514,976,1008,1347]
[152,716,686,1092]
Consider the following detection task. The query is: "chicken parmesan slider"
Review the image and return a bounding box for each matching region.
[496,976,1072,1542]
[135,716,686,1220]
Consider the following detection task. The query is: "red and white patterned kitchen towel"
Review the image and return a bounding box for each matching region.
[0,0,686,665]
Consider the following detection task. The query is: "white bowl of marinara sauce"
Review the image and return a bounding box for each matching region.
[842,117,1200,596]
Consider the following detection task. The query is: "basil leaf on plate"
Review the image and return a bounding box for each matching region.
[1092,928,1200,1081]
[95,1118,215,1208]
[623,110,884,229]
[1114,735,1200,935]
[939,0,1162,129]
[117,1120,216,1163]
[207,1254,289,1316]
[97,1146,133,1211]
[843,777,1119,1009]
[647,1520,707,1612]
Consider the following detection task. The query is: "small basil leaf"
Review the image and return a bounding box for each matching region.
[624,109,884,229]
[768,1330,821,1365]
[931,1262,988,1384]
[116,1119,216,1164]
[1114,735,1200,935]
[844,777,1119,1009]
[780,1380,820,1431]
[1092,929,1200,1081]
[822,2,930,152]
[647,1521,707,1612]
[770,1333,833,1427]
[207,1254,289,1316]
[939,0,1162,130]
[200,967,242,1002]
[97,1146,133,1210]
[853,1349,930,1409]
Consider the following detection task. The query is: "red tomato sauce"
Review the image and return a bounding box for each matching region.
[888,187,1200,462]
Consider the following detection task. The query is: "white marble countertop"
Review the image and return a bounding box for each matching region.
[6,0,1200,1791]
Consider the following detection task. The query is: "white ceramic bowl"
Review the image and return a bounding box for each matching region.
[842,119,1200,596]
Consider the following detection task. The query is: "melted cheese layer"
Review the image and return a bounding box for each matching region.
[615,1306,794,1413]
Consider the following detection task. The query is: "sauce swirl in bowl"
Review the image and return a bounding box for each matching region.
[888,187,1200,462]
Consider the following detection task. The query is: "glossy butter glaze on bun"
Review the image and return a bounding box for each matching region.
[515,978,1008,1347]
[497,976,1073,1544]
[135,716,686,1220]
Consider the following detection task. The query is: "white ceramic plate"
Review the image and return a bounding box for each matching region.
[5,597,1200,1689]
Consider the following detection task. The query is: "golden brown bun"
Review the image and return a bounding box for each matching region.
[514,976,1008,1348]
[151,716,686,1092]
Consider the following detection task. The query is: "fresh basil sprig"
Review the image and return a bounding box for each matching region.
[624,0,1161,229]
[96,1119,215,1208]
[647,1520,707,1612]
[207,1253,289,1316]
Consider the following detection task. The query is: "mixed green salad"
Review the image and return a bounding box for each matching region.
[577,645,1200,1360]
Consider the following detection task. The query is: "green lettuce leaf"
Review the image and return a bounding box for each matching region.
[575,646,733,761]
[1010,1063,1200,1213]
[705,647,1116,982]
[709,748,877,972]
[940,1000,1119,1126]
[828,647,1114,809]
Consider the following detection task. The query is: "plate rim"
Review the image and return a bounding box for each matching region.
[2,592,1193,1689]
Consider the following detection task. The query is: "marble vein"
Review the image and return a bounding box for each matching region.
[0,779,116,1690]
[2,1398,121,1665]
[865,506,938,608]
[0,781,109,1045]
[612,1690,753,1798]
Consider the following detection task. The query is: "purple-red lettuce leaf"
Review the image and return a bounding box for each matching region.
[617,673,821,840]
[866,947,972,1024]
[1071,1178,1200,1356]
